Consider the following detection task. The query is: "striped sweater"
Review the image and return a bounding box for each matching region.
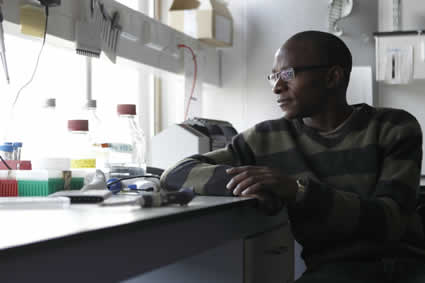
[161,103,425,268]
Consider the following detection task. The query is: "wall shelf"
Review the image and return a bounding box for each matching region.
[374,30,425,37]
[2,0,221,86]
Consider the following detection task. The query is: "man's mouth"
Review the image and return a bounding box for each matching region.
[277,98,291,106]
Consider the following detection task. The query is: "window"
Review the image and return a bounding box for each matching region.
[0,33,86,160]
[0,0,158,163]
[115,0,139,11]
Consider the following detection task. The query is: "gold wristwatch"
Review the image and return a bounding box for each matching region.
[295,177,309,203]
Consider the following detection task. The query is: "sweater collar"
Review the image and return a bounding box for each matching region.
[293,103,374,147]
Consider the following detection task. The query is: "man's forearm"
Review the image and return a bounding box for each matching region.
[161,154,234,195]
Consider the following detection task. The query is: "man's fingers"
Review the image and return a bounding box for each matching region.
[226,170,266,190]
[226,166,269,175]
[232,175,259,195]
[226,167,272,189]
[240,183,262,196]
[226,166,252,175]
[227,170,250,190]
[232,175,273,195]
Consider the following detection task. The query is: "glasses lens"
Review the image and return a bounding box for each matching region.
[267,73,278,86]
[281,69,294,81]
[267,68,295,87]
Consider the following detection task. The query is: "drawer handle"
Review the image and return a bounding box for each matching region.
[264,246,288,255]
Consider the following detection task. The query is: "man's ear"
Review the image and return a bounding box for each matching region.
[325,66,344,89]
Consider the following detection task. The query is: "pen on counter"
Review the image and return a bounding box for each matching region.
[0,5,10,84]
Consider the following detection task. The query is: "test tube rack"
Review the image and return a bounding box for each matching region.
[0,160,32,170]
[0,170,86,197]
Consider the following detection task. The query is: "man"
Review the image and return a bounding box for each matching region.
[161,30,425,282]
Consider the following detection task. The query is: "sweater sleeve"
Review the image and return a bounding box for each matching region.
[288,111,423,248]
[160,130,256,195]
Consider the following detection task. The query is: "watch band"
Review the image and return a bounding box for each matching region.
[295,177,308,203]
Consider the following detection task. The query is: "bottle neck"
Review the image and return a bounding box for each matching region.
[118,114,136,118]
[69,130,89,135]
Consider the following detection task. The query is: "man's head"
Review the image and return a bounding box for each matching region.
[270,30,352,119]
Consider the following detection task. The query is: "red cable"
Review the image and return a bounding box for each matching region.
[177,44,197,121]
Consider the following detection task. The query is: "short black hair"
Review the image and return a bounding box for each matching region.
[288,30,352,86]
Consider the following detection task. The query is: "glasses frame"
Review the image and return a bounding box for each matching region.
[267,65,334,86]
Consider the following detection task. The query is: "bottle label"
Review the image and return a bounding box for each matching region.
[71,159,96,168]
[107,143,133,153]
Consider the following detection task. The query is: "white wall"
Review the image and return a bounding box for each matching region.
[378,0,425,174]
[160,0,377,132]
[379,0,425,32]
[239,0,377,130]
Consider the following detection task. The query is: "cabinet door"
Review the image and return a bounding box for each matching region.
[244,224,294,283]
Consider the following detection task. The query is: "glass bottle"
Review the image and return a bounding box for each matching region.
[105,104,146,176]
[67,120,96,169]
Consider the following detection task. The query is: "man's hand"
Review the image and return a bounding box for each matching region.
[225,166,298,202]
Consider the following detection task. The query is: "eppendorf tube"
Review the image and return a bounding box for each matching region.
[13,142,22,161]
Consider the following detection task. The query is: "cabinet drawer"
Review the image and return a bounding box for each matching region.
[244,224,294,283]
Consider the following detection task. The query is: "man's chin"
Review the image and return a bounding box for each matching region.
[283,110,296,120]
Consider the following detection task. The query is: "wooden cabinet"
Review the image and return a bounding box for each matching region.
[244,223,294,283]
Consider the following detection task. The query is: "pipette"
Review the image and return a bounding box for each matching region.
[102,188,195,208]
[0,5,10,84]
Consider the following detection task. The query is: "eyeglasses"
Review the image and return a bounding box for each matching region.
[267,65,333,86]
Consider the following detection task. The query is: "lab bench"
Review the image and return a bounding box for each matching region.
[0,196,294,283]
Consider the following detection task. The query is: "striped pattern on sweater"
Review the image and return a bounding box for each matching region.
[161,103,424,267]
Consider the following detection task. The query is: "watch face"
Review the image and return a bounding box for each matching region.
[297,177,309,188]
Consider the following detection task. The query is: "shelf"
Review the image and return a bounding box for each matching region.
[374,30,425,37]
[2,0,221,86]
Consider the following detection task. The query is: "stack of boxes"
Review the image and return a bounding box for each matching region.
[168,0,233,47]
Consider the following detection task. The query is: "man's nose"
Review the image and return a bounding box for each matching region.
[272,78,287,94]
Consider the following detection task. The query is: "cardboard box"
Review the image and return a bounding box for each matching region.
[169,0,233,47]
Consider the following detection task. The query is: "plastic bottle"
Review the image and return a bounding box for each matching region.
[25,98,67,161]
[105,104,146,176]
[85,100,109,170]
[67,120,96,169]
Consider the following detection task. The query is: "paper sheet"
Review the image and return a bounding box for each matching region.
[20,5,46,38]
[383,46,413,84]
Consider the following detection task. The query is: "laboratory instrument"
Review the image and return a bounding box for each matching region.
[0,5,9,84]
[102,187,195,208]
[151,118,237,169]
[106,175,160,194]
[50,189,112,204]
